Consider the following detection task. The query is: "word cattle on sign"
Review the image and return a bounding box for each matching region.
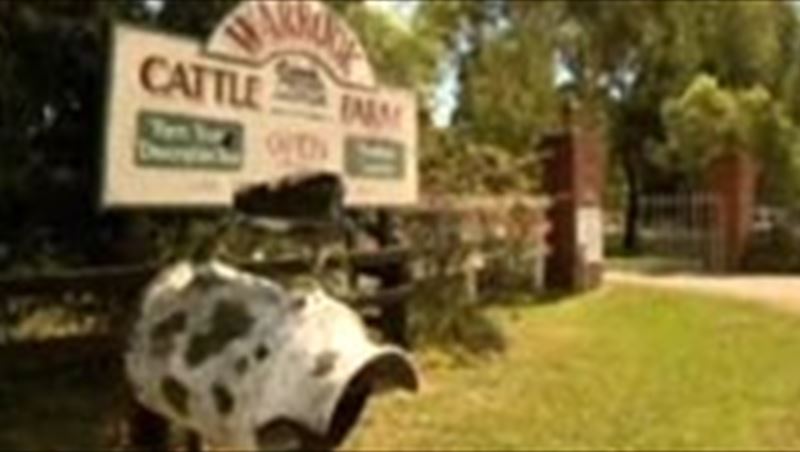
[102,0,418,208]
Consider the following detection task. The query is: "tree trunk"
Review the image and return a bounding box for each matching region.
[621,147,641,254]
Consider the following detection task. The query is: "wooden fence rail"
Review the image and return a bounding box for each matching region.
[0,247,416,351]
[0,196,551,350]
[0,247,412,299]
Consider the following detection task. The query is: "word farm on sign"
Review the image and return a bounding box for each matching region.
[102,0,417,208]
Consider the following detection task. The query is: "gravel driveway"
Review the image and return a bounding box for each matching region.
[607,271,800,314]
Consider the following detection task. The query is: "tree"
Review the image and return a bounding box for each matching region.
[343,6,441,96]
[663,74,800,204]
[557,0,799,252]
[0,2,138,272]
[454,7,559,154]
[411,0,561,194]
[0,1,454,273]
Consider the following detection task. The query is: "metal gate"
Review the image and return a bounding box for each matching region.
[636,193,722,272]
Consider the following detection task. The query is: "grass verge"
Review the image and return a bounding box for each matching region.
[346,284,800,450]
[5,284,800,450]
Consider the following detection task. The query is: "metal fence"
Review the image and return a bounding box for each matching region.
[607,193,722,272]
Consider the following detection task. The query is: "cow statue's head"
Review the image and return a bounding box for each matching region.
[125,261,419,450]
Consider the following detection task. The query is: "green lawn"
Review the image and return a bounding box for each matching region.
[345,284,800,451]
[5,284,800,450]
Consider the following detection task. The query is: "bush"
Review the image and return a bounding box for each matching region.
[742,224,800,273]
[396,199,547,354]
[408,276,506,356]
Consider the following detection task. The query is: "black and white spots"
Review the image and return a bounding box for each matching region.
[126,261,418,450]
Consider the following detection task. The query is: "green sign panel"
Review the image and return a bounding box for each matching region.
[345,137,405,180]
[136,111,244,170]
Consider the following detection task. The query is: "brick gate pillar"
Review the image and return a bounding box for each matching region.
[541,104,605,292]
[706,150,758,272]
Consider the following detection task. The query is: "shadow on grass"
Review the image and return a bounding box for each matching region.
[0,285,584,451]
[409,281,589,360]
[0,341,126,451]
[482,287,582,308]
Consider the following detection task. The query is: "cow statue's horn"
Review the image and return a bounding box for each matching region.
[125,261,418,451]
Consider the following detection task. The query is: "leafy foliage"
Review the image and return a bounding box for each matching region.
[343,6,441,100]
[743,225,800,273]
[554,0,800,250]
[453,5,559,154]
[412,1,561,196]
[663,74,800,202]
[0,1,447,273]
[421,129,540,195]
[398,197,548,352]
[5,0,800,269]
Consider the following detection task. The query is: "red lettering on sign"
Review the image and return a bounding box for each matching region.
[140,56,170,94]
[341,94,403,131]
[256,3,282,40]
[212,66,227,104]
[168,63,195,100]
[296,1,312,36]
[225,14,263,56]
[244,76,262,111]
[266,131,329,167]
[138,55,262,111]
[222,1,363,78]
[277,2,297,38]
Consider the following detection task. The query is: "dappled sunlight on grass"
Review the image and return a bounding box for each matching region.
[345,285,800,450]
[5,285,800,450]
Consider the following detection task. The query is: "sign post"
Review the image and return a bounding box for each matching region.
[102,0,418,209]
[102,3,420,449]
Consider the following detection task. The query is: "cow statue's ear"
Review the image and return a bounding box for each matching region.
[233,172,344,228]
[323,349,419,449]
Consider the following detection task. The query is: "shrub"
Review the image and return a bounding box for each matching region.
[742,223,800,273]
[396,198,547,354]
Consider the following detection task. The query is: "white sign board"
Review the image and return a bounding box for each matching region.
[577,207,603,263]
[102,0,418,208]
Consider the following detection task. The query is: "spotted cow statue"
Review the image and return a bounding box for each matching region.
[126,260,418,450]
